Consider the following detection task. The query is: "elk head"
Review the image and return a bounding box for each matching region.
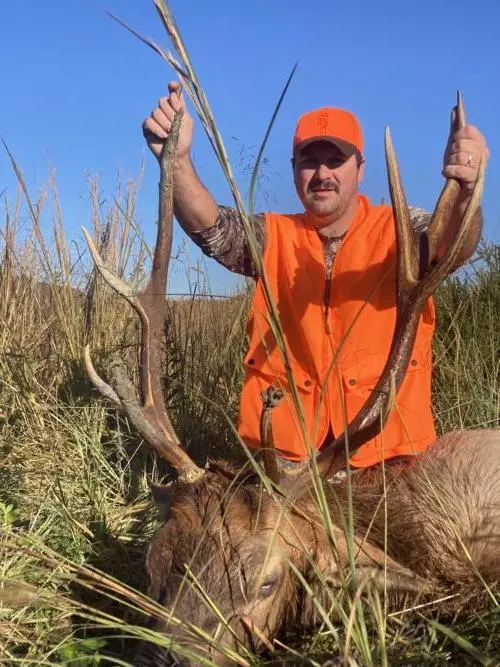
[83,96,485,665]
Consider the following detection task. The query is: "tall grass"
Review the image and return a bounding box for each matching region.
[0,160,499,665]
[0,166,249,664]
[432,243,500,434]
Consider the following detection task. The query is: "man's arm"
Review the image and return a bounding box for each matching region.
[410,203,482,275]
[187,206,266,279]
[171,156,219,234]
[143,81,266,278]
[168,156,269,279]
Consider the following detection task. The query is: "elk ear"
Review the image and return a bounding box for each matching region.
[350,542,428,595]
[351,564,428,595]
[320,533,428,595]
[150,482,175,521]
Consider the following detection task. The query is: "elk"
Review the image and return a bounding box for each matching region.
[83,99,499,666]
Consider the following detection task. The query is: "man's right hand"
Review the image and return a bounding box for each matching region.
[142,81,194,161]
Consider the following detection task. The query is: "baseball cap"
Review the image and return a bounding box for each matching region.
[293,107,363,158]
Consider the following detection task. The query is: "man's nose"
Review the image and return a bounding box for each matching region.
[316,163,333,180]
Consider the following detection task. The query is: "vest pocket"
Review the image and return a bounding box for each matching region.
[240,348,327,459]
[243,345,315,394]
[339,346,430,407]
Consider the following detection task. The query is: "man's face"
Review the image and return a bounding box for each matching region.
[293,141,364,226]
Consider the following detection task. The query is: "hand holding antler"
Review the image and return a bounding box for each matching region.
[426,96,489,268]
[142,81,194,161]
[443,107,489,191]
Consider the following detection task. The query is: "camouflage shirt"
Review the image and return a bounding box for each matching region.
[186,205,431,281]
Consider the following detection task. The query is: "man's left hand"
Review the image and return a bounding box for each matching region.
[443,113,489,193]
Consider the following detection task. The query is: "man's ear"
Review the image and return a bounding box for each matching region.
[357,160,366,184]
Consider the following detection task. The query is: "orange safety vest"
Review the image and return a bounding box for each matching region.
[238,195,437,467]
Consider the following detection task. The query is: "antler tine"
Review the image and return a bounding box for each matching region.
[310,99,486,481]
[425,90,468,264]
[259,386,283,484]
[83,109,205,484]
[384,126,420,292]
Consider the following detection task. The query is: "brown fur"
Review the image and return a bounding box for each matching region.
[133,430,499,665]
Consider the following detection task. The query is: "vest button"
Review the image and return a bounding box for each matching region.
[349,378,356,386]
[411,359,417,367]
[304,379,312,387]
[248,358,255,365]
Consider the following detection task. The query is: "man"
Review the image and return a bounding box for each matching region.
[143,81,489,469]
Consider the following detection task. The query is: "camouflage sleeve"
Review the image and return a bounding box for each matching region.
[186,205,266,280]
[409,206,431,233]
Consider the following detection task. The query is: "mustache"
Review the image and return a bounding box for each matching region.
[309,180,339,193]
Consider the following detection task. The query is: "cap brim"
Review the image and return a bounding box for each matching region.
[294,136,359,158]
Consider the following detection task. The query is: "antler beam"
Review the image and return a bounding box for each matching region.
[83,109,205,484]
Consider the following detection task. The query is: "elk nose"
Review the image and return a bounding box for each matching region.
[133,641,186,666]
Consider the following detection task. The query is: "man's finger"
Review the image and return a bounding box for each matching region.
[450,125,484,142]
[159,97,176,121]
[170,86,184,113]
[443,164,476,181]
[446,151,480,168]
[448,138,485,155]
[142,117,168,140]
[151,108,171,131]
[167,80,182,94]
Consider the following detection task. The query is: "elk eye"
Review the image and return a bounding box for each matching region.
[258,577,279,599]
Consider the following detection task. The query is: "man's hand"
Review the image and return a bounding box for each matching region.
[141,81,218,234]
[435,105,489,269]
[142,81,194,161]
[442,108,489,192]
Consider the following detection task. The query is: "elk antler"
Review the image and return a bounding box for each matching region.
[259,386,284,484]
[315,92,486,479]
[83,109,205,484]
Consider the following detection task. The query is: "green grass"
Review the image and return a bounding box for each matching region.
[432,242,500,434]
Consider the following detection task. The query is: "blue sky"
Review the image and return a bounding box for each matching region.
[1,0,499,294]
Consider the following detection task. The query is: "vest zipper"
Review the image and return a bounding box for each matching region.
[322,236,344,445]
[321,241,338,446]
[323,236,343,335]
[323,274,332,336]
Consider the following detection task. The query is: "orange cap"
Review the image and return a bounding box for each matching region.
[293,107,363,157]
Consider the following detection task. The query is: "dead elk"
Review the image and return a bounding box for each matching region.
[83,100,498,666]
